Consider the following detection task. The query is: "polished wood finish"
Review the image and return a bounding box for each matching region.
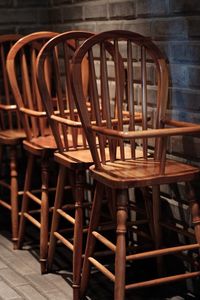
[0,34,25,249]
[72,30,200,299]
[6,31,58,273]
[37,30,94,299]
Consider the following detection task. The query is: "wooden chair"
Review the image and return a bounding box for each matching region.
[37,30,96,300]
[0,34,26,249]
[72,30,200,299]
[37,30,146,299]
[6,31,58,274]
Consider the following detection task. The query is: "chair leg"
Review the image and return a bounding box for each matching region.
[152,185,163,275]
[80,182,104,299]
[141,187,154,239]
[40,157,50,274]
[114,189,128,300]
[10,146,19,249]
[187,182,200,244]
[17,153,34,249]
[47,165,66,271]
[72,169,85,300]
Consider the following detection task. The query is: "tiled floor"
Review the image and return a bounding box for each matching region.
[0,228,199,300]
[0,195,199,300]
[0,232,72,300]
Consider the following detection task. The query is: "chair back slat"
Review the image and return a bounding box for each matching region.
[7,32,58,141]
[63,42,77,149]
[88,47,106,163]
[127,40,136,159]
[52,45,69,150]
[100,42,116,161]
[141,46,148,159]
[114,40,125,160]
[31,48,46,136]
[21,49,38,137]
[72,30,169,174]
[0,35,22,131]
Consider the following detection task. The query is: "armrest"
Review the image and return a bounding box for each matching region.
[20,107,47,117]
[50,113,143,128]
[0,104,17,111]
[51,115,82,127]
[164,119,199,128]
[90,124,200,140]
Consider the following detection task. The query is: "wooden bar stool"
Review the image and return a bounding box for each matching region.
[37,30,148,299]
[6,31,58,274]
[37,31,95,300]
[72,30,200,299]
[0,34,26,249]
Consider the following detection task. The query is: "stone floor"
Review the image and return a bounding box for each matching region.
[0,228,199,300]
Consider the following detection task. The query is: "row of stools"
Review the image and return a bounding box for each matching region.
[0,30,200,300]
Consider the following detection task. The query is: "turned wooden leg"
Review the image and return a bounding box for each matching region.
[141,187,154,239]
[80,182,104,299]
[186,182,200,244]
[114,189,128,300]
[152,185,163,275]
[40,157,49,274]
[10,147,19,249]
[73,169,85,300]
[17,154,34,249]
[47,165,66,271]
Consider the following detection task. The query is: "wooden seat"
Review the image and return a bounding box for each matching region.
[71,30,200,299]
[0,34,26,249]
[6,31,58,274]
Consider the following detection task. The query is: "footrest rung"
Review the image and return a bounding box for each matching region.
[125,271,200,290]
[0,200,11,210]
[126,243,200,261]
[88,257,115,282]
[26,191,41,205]
[23,212,41,228]
[54,231,74,251]
[57,209,75,225]
[92,231,116,252]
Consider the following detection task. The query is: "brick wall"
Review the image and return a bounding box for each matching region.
[0,0,51,34]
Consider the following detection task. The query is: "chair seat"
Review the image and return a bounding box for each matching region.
[54,148,93,170]
[0,129,26,145]
[90,158,200,189]
[23,135,57,156]
[54,146,145,170]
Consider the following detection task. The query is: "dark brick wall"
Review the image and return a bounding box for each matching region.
[0,0,51,34]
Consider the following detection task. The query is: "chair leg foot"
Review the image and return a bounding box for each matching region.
[40,259,47,274]
[12,238,18,250]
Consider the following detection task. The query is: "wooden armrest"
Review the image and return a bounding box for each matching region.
[50,114,143,128]
[50,115,82,127]
[90,124,200,140]
[20,107,47,117]
[164,119,199,128]
[0,104,17,111]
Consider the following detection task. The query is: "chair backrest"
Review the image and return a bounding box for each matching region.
[6,31,58,141]
[0,34,22,131]
[37,31,94,152]
[72,30,169,169]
